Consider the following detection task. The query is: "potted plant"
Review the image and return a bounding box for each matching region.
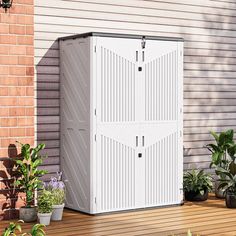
[37,190,53,226]
[183,169,213,201]
[14,142,47,222]
[45,172,66,221]
[217,167,236,208]
[206,129,233,198]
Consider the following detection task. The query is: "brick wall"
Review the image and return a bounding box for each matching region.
[0,0,34,220]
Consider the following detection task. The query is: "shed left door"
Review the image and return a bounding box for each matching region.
[94,37,144,213]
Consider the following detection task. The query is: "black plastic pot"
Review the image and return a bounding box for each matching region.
[184,189,208,201]
[225,192,236,208]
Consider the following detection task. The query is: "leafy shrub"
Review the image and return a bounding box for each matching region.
[14,142,47,207]
[183,169,213,195]
[37,190,53,214]
[1,221,45,236]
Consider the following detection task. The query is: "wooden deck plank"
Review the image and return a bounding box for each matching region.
[1,196,236,235]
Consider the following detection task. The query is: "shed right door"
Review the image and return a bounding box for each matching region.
[141,40,183,207]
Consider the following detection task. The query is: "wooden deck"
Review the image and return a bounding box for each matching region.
[1,196,236,236]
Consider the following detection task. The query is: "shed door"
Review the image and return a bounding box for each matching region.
[141,40,183,206]
[95,37,183,212]
[95,37,144,212]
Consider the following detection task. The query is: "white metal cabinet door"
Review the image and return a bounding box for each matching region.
[140,40,183,207]
[94,37,144,212]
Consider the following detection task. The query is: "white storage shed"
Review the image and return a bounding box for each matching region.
[59,32,183,214]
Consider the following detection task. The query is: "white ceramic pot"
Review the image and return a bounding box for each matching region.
[37,212,52,226]
[51,203,65,221]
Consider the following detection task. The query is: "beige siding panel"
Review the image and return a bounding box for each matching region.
[35,0,236,173]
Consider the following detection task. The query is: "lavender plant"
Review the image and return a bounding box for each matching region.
[45,172,65,205]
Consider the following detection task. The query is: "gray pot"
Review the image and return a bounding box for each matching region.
[51,203,64,221]
[37,212,52,226]
[19,206,37,222]
[215,180,225,199]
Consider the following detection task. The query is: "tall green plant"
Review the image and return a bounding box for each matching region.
[14,142,47,207]
[206,129,234,169]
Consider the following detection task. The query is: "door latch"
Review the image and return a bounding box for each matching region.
[138,153,142,158]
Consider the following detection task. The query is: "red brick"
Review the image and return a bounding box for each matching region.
[17,15,33,25]
[18,117,34,126]
[25,127,34,136]
[0,77,18,86]
[0,87,8,96]
[25,107,34,116]
[0,24,9,34]
[9,107,25,116]
[9,25,26,35]
[9,45,26,55]
[9,66,25,76]
[6,137,34,146]
[0,35,17,44]
[0,108,9,116]
[0,118,17,127]
[15,0,34,5]
[17,35,33,45]
[8,87,26,96]
[26,87,34,96]
[18,97,33,106]
[9,128,25,137]
[18,76,33,86]
[18,56,33,65]
[26,46,34,56]
[0,97,17,106]
[0,45,9,55]
[10,5,27,14]
[0,14,17,24]
[0,128,9,137]
[26,25,33,35]
[0,56,18,65]
[26,66,34,76]
[0,66,9,75]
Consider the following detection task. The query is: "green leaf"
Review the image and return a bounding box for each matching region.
[210,131,219,143]
[229,161,236,176]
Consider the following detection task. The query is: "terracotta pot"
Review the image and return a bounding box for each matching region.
[19,206,37,222]
[184,189,208,201]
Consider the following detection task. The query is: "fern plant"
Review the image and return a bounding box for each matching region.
[14,142,47,207]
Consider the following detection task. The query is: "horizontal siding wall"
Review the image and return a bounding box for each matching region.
[35,0,236,178]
